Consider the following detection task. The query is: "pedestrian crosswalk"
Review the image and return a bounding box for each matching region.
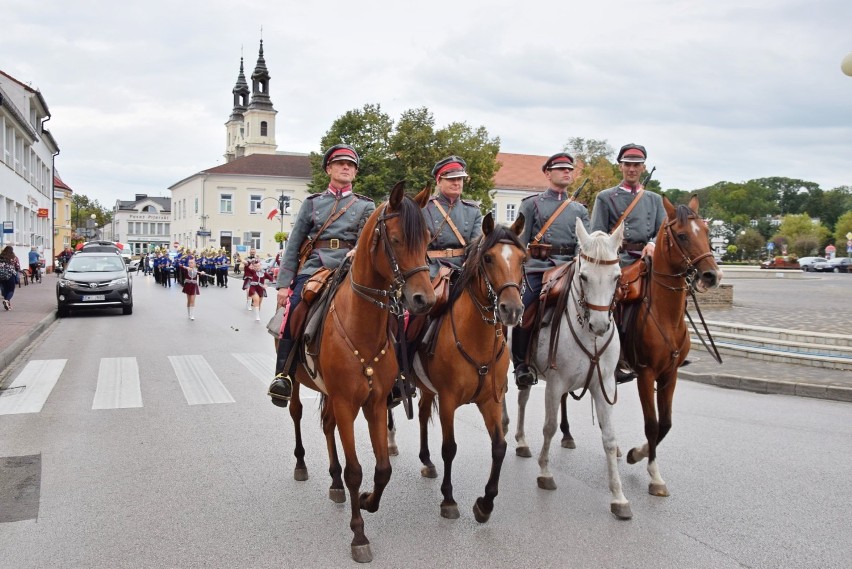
[0,353,285,415]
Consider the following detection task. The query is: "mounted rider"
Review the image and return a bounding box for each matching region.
[590,143,666,383]
[267,144,376,407]
[512,152,590,390]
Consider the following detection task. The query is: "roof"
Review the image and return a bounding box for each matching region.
[53,174,73,192]
[202,153,311,178]
[493,152,550,191]
[116,196,171,211]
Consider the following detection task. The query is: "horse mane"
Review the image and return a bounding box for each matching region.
[675,203,694,225]
[580,230,619,264]
[397,195,429,254]
[448,223,524,306]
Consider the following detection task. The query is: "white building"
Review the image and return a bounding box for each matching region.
[110,194,172,255]
[0,69,58,262]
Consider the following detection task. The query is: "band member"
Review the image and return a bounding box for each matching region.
[268,144,375,406]
[512,152,590,390]
[243,257,270,321]
[181,258,205,320]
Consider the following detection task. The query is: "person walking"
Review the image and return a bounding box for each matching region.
[243,257,271,321]
[511,152,590,390]
[28,247,41,283]
[180,258,205,320]
[0,246,21,310]
[267,144,376,406]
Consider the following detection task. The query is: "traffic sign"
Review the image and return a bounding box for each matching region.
[767,242,775,250]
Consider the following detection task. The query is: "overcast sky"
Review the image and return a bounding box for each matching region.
[3,0,851,207]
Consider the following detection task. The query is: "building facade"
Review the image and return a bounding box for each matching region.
[111,194,172,255]
[0,69,58,263]
[53,173,73,261]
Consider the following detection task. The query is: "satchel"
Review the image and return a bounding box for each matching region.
[302,267,335,305]
[528,242,552,260]
[616,259,646,303]
[266,306,286,338]
[0,262,15,281]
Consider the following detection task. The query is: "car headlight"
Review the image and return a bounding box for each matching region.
[110,277,128,286]
[58,279,70,288]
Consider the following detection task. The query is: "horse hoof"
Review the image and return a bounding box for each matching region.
[649,483,670,497]
[473,499,491,524]
[537,476,557,490]
[351,544,373,564]
[440,504,460,519]
[611,502,633,519]
[421,465,438,479]
[329,488,346,503]
[561,437,576,449]
[294,468,309,482]
[515,446,532,458]
[626,449,639,465]
[388,444,399,456]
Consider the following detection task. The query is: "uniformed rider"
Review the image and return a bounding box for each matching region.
[267,144,376,406]
[512,152,590,390]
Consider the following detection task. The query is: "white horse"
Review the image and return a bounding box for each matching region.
[514,219,632,519]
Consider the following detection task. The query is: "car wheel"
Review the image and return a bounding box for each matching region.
[123,305,133,315]
[57,307,69,318]
[834,267,840,273]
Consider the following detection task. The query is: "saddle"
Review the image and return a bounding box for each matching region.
[404,265,454,345]
[616,257,650,304]
[519,262,574,332]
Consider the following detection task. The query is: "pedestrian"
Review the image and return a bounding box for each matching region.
[181,258,205,320]
[28,246,41,283]
[511,151,590,390]
[242,257,270,321]
[233,251,242,275]
[267,143,376,406]
[0,245,21,310]
[590,143,666,383]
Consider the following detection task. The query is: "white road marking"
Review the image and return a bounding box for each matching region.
[168,355,235,405]
[93,357,142,409]
[0,360,67,415]
[232,352,275,384]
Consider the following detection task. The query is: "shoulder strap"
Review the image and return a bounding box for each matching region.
[611,189,645,234]
[299,196,358,265]
[432,201,467,247]
[532,196,573,244]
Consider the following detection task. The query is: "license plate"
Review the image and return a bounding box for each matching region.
[82,295,106,301]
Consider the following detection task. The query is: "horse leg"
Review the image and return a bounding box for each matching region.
[559,393,576,449]
[646,373,677,497]
[322,401,345,504]
[359,398,392,515]
[289,381,308,481]
[419,392,438,479]
[501,395,510,435]
[330,397,371,563]
[472,401,507,523]
[438,401,460,519]
[536,382,559,490]
[387,407,398,456]
[593,388,632,519]
[626,372,668,497]
[515,387,532,458]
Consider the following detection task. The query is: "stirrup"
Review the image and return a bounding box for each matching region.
[514,365,537,390]
[268,374,292,408]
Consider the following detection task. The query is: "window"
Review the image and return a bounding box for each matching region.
[490,204,497,221]
[194,198,198,214]
[260,121,268,136]
[247,232,261,249]
[505,204,517,222]
[249,194,262,214]
[220,194,233,214]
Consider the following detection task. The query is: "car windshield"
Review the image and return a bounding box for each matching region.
[66,256,126,272]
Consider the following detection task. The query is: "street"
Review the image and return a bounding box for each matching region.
[1,274,851,568]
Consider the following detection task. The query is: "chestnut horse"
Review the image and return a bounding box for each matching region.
[284,182,435,563]
[623,195,721,496]
[412,213,526,522]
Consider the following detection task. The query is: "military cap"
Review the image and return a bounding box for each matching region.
[617,143,647,163]
[431,156,468,179]
[542,152,575,172]
[322,144,360,169]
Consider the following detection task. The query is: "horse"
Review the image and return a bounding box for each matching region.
[513,219,632,518]
[623,195,721,497]
[283,182,435,563]
[411,212,526,522]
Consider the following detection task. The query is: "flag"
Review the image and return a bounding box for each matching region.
[267,209,279,220]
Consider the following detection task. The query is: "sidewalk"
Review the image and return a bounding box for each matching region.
[1,271,851,402]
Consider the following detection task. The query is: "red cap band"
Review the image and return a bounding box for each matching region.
[329,148,358,162]
[621,149,645,159]
[436,162,463,178]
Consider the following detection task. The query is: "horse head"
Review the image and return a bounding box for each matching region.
[661,195,722,292]
[359,181,435,315]
[574,219,622,336]
[458,212,527,326]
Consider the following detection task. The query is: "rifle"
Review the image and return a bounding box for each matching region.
[571,177,590,200]
[640,166,656,189]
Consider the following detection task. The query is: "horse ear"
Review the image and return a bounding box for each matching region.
[482,212,495,236]
[388,180,406,211]
[688,193,700,214]
[663,195,676,218]
[414,185,431,208]
[575,218,590,245]
[610,219,625,245]
[511,213,525,236]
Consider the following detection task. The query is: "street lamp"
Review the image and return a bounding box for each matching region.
[841,52,852,77]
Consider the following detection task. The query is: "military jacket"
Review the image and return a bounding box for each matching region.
[590,185,666,266]
[422,193,483,278]
[518,188,590,274]
[276,189,375,289]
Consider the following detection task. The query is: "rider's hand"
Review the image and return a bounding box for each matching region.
[642,242,656,258]
[277,287,293,309]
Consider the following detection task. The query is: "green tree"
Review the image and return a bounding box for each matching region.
[70,193,111,236]
[819,186,852,230]
[735,228,765,261]
[834,210,852,253]
[776,214,831,257]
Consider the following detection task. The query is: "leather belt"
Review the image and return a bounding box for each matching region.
[427,248,465,259]
[527,244,576,257]
[621,241,645,252]
[312,239,355,250]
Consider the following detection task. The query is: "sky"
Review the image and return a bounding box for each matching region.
[3,0,851,207]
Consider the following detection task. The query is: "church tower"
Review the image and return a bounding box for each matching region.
[241,39,278,157]
[224,56,250,162]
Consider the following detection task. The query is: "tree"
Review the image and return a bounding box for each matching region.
[775,214,831,257]
[70,193,112,240]
[834,210,852,253]
[735,228,765,261]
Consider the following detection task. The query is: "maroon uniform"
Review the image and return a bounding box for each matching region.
[243,265,269,298]
[182,266,202,295]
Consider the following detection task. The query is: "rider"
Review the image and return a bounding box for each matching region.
[590,143,666,383]
[267,144,376,407]
[512,152,590,390]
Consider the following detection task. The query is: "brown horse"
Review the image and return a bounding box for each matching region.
[412,213,526,522]
[284,182,435,563]
[624,195,721,496]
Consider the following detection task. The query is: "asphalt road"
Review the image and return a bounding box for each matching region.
[1,275,850,568]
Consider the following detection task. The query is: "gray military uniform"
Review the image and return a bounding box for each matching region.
[518,188,590,274]
[423,193,483,278]
[276,190,375,289]
[590,186,666,267]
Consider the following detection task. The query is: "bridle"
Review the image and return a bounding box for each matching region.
[653,210,715,292]
[350,204,429,315]
[468,238,526,326]
[572,252,619,327]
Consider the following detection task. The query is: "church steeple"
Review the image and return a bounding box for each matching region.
[230,57,250,121]
[248,39,274,111]
[225,39,278,162]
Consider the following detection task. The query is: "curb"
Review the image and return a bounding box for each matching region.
[0,312,57,378]
[679,369,852,403]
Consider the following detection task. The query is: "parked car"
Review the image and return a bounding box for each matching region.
[760,256,800,270]
[798,256,827,271]
[127,258,141,273]
[816,257,851,273]
[56,252,133,317]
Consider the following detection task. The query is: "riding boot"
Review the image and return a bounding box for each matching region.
[616,354,636,384]
[268,339,296,408]
[511,327,537,389]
